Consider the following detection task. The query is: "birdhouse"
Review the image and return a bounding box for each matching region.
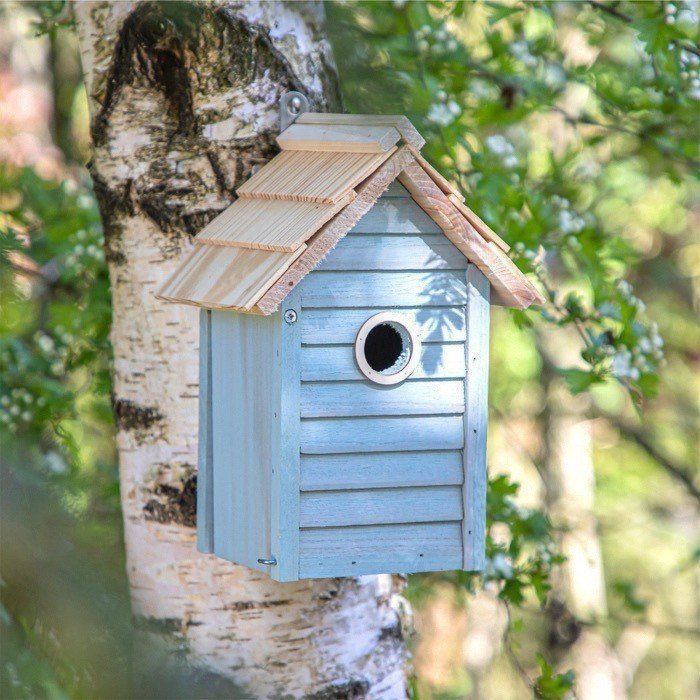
[156,112,543,582]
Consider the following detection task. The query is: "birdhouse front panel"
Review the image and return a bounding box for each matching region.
[293,183,489,579]
[156,112,544,582]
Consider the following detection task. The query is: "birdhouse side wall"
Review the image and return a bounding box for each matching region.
[294,184,490,578]
[196,303,300,579]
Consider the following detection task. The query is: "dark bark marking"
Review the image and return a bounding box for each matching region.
[221,599,292,612]
[546,598,582,651]
[91,2,306,237]
[143,475,197,527]
[113,396,164,431]
[305,680,370,700]
[378,622,403,643]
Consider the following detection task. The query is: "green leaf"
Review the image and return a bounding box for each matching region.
[534,654,575,699]
[559,369,603,394]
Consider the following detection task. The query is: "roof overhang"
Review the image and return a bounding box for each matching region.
[156,114,545,313]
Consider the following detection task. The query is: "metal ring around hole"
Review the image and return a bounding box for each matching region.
[354,312,422,386]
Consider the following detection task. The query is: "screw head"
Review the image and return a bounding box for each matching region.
[284,309,297,324]
[289,95,302,114]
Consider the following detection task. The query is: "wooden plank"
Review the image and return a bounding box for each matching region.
[301,271,467,308]
[300,379,464,418]
[236,149,395,203]
[195,194,354,252]
[316,234,468,271]
[157,244,305,311]
[210,311,277,572]
[277,123,400,153]
[299,522,462,578]
[300,485,462,527]
[269,290,301,581]
[296,112,426,150]
[448,194,510,253]
[255,147,415,314]
[348,198,442,234]
[196,309,214,554]
[462,266,490,571]
[300,415,464,454]
[300,451,464,491]
[301,342,466,381]
[300,307,467,345]
[397,158,545,309]
[410,148,464,201]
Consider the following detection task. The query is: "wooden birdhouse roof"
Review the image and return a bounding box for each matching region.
[157,114,545,313]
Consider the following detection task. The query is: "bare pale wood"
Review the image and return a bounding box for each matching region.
[236,149,395,203]
[195,193,355,252]
[448,194,510,253]
[296,112,426,150]
[410,149,465,202]
[157,243,305,311]
[398,159,545,309]
[277,123,400,153]
[255,146,415,314]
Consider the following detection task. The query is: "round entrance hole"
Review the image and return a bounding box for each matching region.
[355,313,422,385]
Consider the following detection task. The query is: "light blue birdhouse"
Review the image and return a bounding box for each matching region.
[157,112,543,581]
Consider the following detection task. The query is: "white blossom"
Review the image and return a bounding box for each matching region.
[488,552,514,579]
[427,100,461,126]
[510,40,537,68]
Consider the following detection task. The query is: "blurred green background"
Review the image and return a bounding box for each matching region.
[1,1,698,698]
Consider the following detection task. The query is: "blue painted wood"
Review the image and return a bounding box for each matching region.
[316,234,469,271]
[348,198,442,234]
[299,522,463,578]
[300,379,464,418]
[301,271,468,308]
[269,289,301,582]
[300,451,464,491]
[301,343,465,382]
[210,310,279,573]
[301,307,466,345]
[462,265,490,571]
[196,309,214,554]
[300,415,464,454]
[299,485,463,527]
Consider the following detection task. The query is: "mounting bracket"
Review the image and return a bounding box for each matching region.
[279,91,309,132]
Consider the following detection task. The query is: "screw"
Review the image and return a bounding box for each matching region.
[284,309,297,324]
[289,95,302,114]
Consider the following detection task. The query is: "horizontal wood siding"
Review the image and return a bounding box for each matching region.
[300,486,462,527]
[347,198,442,233]
[301,307,467,344]
[301,271,467,308]
[299,522,463,578]
[300,415,464,454]
[301,342,465,381]
[300,451,464,491]
[296,189,480,577]
[300,379,464,418]
[316,234,468,271]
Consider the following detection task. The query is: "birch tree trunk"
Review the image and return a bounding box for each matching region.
[73,2,407,696]
[540,370,627,700]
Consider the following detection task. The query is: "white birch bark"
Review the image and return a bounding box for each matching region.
[73,2,407,696]
[543,383,627,700]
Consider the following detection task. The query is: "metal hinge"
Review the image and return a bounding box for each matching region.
[257,556,277,566]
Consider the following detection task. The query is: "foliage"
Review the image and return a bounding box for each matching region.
[328,0,698,695]
[330,0,699,406]
[533,654,575,699]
